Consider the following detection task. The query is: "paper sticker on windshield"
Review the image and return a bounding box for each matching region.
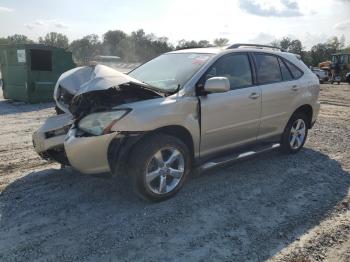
[197,55,210,61]
[192,55,210,65]
[17,49,26,63]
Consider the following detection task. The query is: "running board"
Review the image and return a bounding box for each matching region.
[198,143,280,172]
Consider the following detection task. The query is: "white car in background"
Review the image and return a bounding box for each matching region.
[311,67,328,84]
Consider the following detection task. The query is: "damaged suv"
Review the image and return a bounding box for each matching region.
[33,44,320,201]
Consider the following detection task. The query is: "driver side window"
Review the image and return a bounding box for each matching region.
[202,54,253,90]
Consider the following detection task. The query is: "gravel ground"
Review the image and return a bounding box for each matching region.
[0,83,349,262]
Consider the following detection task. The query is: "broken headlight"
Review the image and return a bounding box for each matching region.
[78,109,130,136]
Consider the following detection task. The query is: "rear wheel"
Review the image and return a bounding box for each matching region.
[281,112,308,154]
[128,134,191,201]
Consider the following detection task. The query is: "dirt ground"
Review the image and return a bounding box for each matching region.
[0,83,349,262]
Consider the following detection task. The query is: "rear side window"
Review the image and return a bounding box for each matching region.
[278,58,293,81]
[30,49,52,71]
[255,54,282,84]
[204,54,253,90]
[284,59,303,79]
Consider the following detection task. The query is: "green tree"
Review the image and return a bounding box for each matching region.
[310,43,333,67]
[327,36,344,52]
[126,29,173,62]
[270,37,311,65]
[213,38,229,47]
[6,34,33,45]
[279,37,292,50]
[273,37,303,55]
[300,51,313,66]
[69,34,101,63]
[176,39,211,49]
[39,32,69,48]
[102,30,128,56]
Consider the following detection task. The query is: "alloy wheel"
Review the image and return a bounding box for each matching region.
[145,147,185,194]
[289,119,306,150]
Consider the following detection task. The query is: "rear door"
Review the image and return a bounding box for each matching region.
[199,53,261,156]
[253,53,303,140]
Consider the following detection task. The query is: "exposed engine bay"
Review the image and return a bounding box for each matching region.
[34,64,166,168]
[69,83,163,119]
[54,64,165,116]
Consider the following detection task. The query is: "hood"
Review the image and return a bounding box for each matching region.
[55,64,146,96]
[54,64,163,115]
[53,64,163,118]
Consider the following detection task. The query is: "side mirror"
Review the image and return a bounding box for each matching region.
[204,77,230,93]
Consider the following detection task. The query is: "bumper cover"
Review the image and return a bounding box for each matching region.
[107,133,145,177]
[33,113,73,154]
[64,129,118,174]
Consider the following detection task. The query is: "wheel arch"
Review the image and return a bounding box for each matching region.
[292,104,313,128]
[151,125,195,159]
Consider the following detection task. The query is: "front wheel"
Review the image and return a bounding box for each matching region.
[128,134,191,201]
[280,112,308,154]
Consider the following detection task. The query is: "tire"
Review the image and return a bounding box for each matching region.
[337,82,340,85]
[127,134,192,201]
[280,112,309,154]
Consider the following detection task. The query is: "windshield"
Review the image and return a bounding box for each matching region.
[331,55,339,63]
[129,53,214,91]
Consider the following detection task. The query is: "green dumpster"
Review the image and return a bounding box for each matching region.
[0,44,75,103]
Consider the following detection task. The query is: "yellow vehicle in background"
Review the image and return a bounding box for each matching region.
[319,53,350,84]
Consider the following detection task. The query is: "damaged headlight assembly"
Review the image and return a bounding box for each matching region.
[78,109,131,136]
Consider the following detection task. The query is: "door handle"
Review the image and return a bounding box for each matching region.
[249,92,260,99]
[292,85,300,91]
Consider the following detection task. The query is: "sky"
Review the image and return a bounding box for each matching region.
[0,0,349,49]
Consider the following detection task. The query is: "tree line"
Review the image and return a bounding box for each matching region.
[0,30,349,67]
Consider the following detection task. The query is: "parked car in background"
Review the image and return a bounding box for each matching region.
[311,67,328,83]
[33,44,320,201]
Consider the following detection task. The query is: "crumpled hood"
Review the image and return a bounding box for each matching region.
[54,64,154,113]
[53,64,163,117]
[55,64,144,96]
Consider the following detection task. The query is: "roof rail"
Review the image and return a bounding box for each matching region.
[227,43,285,52]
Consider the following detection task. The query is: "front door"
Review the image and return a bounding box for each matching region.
[199,53,261,156]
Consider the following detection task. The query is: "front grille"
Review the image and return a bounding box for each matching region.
[39,147,70,165]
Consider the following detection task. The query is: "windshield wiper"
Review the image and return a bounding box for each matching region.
[141,81,178,95]
[170,84,181,94]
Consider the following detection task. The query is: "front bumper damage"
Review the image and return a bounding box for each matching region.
[33,114,73,165]
[33,64,162,175]
[64,129,117,174]
[33,115,143,175]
